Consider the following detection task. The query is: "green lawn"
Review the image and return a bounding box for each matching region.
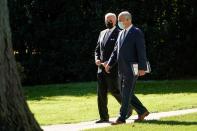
[24,80,197,125]
[85,113,197,131]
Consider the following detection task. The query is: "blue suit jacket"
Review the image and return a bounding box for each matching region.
[108,26,147,75]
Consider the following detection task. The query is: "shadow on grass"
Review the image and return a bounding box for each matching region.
[24,80,197,100]
[138,119,197,126]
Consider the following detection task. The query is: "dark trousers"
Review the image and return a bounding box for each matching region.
[118,74,148,121]
[97,72,121,120]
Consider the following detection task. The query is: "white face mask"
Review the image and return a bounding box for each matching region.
[118,22,125,29]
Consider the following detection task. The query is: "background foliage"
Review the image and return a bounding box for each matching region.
[8,0,197,85]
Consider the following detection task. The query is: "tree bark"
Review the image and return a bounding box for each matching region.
[0,0,42,131]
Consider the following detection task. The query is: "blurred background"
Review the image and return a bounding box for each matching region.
[8,0,197,85]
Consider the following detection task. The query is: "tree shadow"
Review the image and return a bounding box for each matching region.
[135,80,197,94]
[24,80,197,100]
[24,82,97,100]
[137,119,197,126]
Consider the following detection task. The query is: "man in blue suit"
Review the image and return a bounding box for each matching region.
[105,11,149,125]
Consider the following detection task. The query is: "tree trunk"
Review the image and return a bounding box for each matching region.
[0,0,42,131]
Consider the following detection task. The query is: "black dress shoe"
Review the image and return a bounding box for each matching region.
[111,119,126,125]
[95,119,109,123]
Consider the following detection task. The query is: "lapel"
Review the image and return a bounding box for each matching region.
[100,29,108,45]
[119,26,135,49]
[103,28,117,47]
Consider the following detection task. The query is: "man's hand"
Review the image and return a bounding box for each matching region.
[95,60,101,66]
[101,61,108,67]
[138,70,146,76]
[105,64,111,73]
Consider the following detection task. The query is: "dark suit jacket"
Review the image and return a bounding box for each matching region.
[108,26,147,75]
[95,27,120,76]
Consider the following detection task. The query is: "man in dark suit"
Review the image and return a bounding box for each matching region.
[95,13,133,123]
[105,11,149,125]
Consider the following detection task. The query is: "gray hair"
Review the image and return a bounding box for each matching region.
[105,13,117,21]
[118,11,132,20]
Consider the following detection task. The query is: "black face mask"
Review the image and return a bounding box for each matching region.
[106,22,113,29]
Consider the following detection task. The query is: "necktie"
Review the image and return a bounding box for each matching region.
[123,29,127,40]
[103,30,111,44]
[120,29,127,46]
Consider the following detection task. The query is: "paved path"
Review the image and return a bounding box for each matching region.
[42,108,197,131]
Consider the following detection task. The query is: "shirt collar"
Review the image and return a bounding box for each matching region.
[108,26,116,32]
[125,24,133,32]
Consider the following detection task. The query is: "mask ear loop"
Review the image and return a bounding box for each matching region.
[105,20,112,24]
[108,20,113,23]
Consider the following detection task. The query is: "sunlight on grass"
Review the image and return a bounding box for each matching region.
[26,80,197,125]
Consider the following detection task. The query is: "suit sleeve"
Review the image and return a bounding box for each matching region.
[135,29,147,70]
[107,41,118,67]
[95,32,101,61]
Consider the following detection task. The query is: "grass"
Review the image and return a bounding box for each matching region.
[85,113,197,131]
[24,80,197,125]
